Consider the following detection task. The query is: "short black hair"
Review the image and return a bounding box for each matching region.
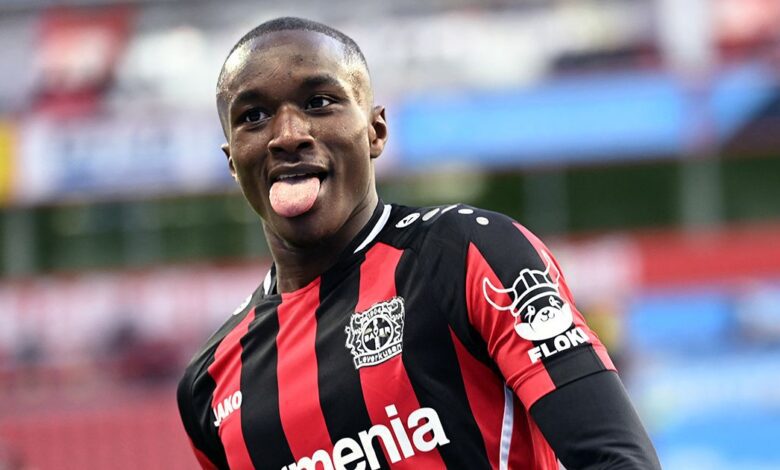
[217,17,368,92]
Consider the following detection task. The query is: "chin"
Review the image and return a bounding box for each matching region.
[274,212,340,248]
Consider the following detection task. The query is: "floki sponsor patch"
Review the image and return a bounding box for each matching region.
[345,297,405,369]
[527,326,589,363]
[483,252,589,362]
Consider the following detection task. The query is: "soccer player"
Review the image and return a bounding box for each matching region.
[178,17,661,470]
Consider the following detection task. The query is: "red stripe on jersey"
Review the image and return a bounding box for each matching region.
[593,342,615,371]
[356,243,447,469]
[354,243,404,312]
[207,309,256,470]
[276,279,333,459]
[465,243,556,409]
[449,328,504,469]
[508,396,557,469]
[514,223,616,373]
[513,223,576,305]
[513,369,557,409]
[188,438,218,470]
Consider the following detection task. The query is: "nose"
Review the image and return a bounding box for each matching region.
[267,105,314,156]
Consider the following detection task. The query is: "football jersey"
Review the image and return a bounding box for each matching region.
[178,202,615,470]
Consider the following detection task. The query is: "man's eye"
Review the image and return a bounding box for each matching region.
[306,96,334,110]
[242,109,268,123]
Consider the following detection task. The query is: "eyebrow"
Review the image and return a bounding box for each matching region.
[228,73,348,117]
[300,74,346,91]
[228,89,265,117]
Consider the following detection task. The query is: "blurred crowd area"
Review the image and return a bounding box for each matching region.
[0,0,780,468]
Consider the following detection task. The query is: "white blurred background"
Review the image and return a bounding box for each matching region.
[1,0,779,468]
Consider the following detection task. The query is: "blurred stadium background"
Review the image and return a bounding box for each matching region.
[0,0,779,468]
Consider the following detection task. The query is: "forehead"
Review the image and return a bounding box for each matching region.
[221,30,354,96]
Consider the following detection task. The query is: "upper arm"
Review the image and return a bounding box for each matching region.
[177,369,225,470]
[454,210,658,467]
[460,211,614,408]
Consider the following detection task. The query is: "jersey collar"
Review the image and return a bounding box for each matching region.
[262,200,391,297]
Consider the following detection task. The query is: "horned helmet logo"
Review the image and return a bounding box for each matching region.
[482,252,574,341]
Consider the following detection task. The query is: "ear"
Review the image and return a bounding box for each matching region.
[368,106,388,159]
[222,143,237,181]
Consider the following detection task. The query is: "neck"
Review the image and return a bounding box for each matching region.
[266,193,379,293]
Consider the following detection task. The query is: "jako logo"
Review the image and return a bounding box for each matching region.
[282,404,450,470]
[212,391,242,427]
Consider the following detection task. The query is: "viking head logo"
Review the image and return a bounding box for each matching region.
[482,252,574,341]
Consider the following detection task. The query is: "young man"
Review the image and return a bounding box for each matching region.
[178,17,661,470]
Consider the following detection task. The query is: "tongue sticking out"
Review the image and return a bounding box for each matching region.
[269,176,321,218]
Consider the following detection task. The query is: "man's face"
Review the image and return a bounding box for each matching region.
[219,30,387,247]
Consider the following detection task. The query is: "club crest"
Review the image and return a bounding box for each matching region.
[482,252,574,341]
[345,297,405,369]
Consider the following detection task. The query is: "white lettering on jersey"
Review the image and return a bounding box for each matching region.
[282,405,449,470]
[527,327,590,363]
[212,391,242,427]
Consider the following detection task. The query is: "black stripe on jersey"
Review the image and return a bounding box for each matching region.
[395,248,492,470]
[542,346,607,385]
[380,204,500,375]
[315,263,390,470]
[239,296,296,468]
[471,215,607,388]
[178,354,230,469]
[179,298,268,470]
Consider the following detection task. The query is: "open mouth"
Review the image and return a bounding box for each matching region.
[273,172,327,183]
[268,169,328,218]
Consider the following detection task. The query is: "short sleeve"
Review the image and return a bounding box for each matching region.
[462,212,615,409]
[177,367,226,470]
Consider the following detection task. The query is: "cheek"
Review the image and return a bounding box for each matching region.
[231,158,257,193]
[230,138,266,177]
[236,176,269,218]
[229,145,268,205]
[329,111,370,147]
[339,121,372,165]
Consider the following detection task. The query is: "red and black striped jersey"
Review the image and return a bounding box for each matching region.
[177,202,616,470]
